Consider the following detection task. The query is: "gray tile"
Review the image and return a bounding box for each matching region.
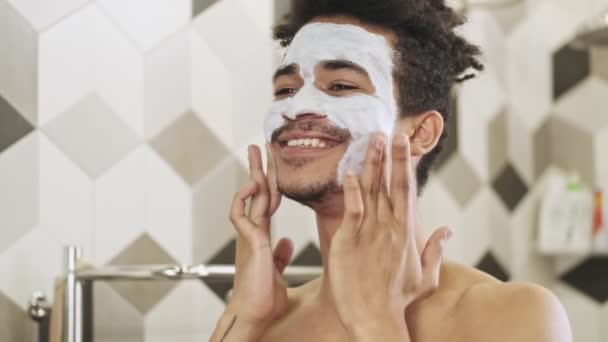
[553,43,590,99]
[291,242,322,267]
[0,291,36,342]
[192,0,216,18]
[0,94,34,154]
[108,233,177,314]
[274,0,291,23]
[488,110,508,180]
[548,116,596,186]
[438,154,481,208]
[150,111,230,185]
[475,251,510,282]
[560,257,608,304]
[492,163,528,212]
[203,238,236,302]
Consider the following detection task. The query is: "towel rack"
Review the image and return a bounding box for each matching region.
[28,245,322,342]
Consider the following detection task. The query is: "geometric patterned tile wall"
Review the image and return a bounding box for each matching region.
[0,0,607,341]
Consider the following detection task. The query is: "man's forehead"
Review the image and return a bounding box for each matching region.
[281,23,394,71]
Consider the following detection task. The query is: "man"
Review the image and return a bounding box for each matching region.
[211,0,572,341]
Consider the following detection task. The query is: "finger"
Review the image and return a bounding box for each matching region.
[248,145,270,223]
[360,133,386,219]
[420,227,453,291]
[229,180,259,237]
[341,170,365,238]
[273,238,294,274]
[391,134,414,224]
[266,144,282,215]
[377,142,393,221]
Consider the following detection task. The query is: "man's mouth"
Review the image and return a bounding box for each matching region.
[275,132,347,154]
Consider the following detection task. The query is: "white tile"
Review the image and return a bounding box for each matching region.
[97,0,191,51]
[93,146,148,264]
[596,128,608,191]
[0,1,38,125]
[272,198,319,258]
[144,27,190,139]
[0,228,63,309]
[236,0,272,34]
[505,2,578,125]
[7,0,88,31]
[143,282,224,341]
[38,3,146,135]
[507,109,539,185]
[509,169,556,284]
[551,283,603,342]
[418,178,466,264]
[41,94,140,178]
[38,4,98,126]
[553,77,608,134]
[93,6,145,137]
[146,147,193,264]
[190,29,235,149]
[39,133,94,253]
[0,132,38,253]
[192,0,274,148]
[459,189,494,267]
[192,156,244,263]
[458,68,506,182]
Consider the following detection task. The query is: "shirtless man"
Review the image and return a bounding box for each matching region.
[210,1,572,341]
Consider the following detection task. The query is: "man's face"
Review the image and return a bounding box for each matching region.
[265,18,397,204]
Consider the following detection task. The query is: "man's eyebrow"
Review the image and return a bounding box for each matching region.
[321,60,370,79]
[273,63,297,82]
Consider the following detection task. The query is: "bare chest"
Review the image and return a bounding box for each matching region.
[261,315,457,342]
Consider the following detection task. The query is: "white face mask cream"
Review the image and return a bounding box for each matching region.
[263,22,398,183]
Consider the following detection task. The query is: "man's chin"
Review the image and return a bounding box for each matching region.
[278,179,341,205]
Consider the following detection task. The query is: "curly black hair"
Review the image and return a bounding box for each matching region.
[273,0,484,193]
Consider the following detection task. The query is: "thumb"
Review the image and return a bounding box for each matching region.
[273,238,294,275]
[420,227,453,287]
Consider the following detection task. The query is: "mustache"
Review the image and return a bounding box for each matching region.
[271,120,352,142]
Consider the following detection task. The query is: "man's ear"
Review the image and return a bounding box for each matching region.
[397,110,444,157]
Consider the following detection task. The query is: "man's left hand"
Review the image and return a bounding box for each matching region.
[328,132,453,340]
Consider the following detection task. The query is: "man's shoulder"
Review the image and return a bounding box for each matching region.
[456,280,572,341]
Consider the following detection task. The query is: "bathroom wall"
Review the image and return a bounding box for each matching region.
[0,0,607,341]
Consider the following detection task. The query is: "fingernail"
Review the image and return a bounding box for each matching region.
[445,230,454,240]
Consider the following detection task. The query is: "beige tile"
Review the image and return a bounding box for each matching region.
[590,46,608,82]
[438,154,482,208]
[94,282,144,342]
[42,94,140,178]
[150,111,230,185]
[108,234,177,314]
[0,291,35,342]
[192,156,246,263]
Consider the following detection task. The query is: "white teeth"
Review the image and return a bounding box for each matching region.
[286,138,331,148]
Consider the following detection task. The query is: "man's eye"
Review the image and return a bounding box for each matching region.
[330,84,358,91]
[274,88,297,96]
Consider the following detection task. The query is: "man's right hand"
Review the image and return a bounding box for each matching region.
[210,144,293,341]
